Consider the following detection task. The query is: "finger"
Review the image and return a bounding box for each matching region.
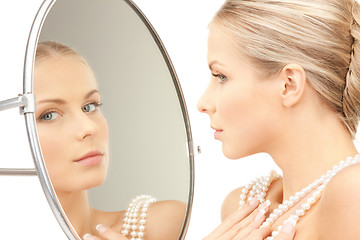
[96,224,128,240]
[203,197,261,240]
[240,226,271,240]
[83,233,101,240]
[253,225,271,239]
[233,200,271,239]
[274,220,296,240]
[223,197,261,229]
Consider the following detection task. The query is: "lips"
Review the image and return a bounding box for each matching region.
[211,126,223,140]
[75,150,104,166]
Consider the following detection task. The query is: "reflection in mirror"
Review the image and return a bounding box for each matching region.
[32,0,193,239]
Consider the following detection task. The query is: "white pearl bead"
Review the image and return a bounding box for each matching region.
[289,215,299,221]
[301,203,310,210]
[307,196,316,204]
[261,222,269,227]
[274,209,281,215]
[296,209,305,216]
[131,225,138,230]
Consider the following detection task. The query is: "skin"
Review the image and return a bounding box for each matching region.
[197,22,360,239]
[35,55,186,240]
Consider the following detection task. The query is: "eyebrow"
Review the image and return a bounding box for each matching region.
[37,89,100,104]
[208,61,224,71]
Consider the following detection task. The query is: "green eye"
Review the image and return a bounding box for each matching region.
[83,102,100,112]
[219,75,227,82]
[41,112,60,121]
[212,73,227,82]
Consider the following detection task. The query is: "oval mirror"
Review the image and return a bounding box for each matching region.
[22,0,193,239]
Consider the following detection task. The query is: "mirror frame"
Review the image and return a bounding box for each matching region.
[23,0,194,239]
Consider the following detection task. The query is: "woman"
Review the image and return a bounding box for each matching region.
[34,41,186,240]
[198,0,360,239]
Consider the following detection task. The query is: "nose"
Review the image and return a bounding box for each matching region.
[74,112,98,141]
[197,85,215,115]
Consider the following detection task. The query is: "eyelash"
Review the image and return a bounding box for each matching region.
[83,101,102,112]
[38,109,61,121]
[212,73,227,83]
[37,101,103,121]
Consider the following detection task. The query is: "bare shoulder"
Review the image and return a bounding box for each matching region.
[145,200,187,240]
[221,187,243,222]
[221,177,283,222]
[317,162,360,240]
[91,208,126,232]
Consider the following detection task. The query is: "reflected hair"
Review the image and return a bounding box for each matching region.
[35,41,89,68]
[212,0,360,137]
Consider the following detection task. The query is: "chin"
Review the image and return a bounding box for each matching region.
[86,170,108,189]
[222,144,255,160]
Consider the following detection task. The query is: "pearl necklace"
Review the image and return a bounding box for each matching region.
[121,195,156,240]
[239,155,360,240]
[239,169,282,207]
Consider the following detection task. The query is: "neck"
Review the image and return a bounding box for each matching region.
[268,112,358,201]
[56,190,95,238]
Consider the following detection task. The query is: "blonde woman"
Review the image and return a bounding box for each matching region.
[34,41,186,240]
[198,0,360,239]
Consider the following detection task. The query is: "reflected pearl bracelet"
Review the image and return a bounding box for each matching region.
[238,154,360,240]
[121,195,156,240]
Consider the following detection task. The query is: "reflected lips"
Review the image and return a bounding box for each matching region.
[75,151,103,166]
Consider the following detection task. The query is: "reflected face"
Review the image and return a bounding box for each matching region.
[197,23,281,159]
[34,55,109,193]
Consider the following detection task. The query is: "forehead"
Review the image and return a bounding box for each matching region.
[207,23,241,64]
[34,55,97,94]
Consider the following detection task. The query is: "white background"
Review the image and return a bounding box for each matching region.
[7,0,360,239]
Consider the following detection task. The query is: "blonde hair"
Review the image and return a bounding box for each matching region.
[212,0,360,138]
[36,41,89,67]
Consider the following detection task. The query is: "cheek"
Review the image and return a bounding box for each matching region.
[98,114,109,144]
[38,127,67,167]
[217,87,252,123]
[37,126,70,185]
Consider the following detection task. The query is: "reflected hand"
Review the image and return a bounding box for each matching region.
[203,198,296,240]
[83,224,129,240]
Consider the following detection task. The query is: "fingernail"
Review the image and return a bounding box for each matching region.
[259,200,271,211]
[255,200,271,224]
[96,224,107,234]
[249,196,260,206]
[255,209,266,223]
[282,219,297,234]
[83,233,94,240]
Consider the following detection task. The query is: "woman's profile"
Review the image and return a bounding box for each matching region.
[34,41,186,240]
[197,0,360,239]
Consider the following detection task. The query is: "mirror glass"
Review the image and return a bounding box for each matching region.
[31,0,193,239]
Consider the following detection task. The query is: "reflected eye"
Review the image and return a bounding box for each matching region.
[83,102,101,113]
[40,112,60,121]
[212,73,227,83]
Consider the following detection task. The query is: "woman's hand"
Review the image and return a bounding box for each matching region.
[203,198,296,240]
[83,224,129,240]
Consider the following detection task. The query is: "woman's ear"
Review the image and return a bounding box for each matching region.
[279,64,307,107]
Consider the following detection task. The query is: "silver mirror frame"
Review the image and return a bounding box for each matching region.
[21,0,194,239]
